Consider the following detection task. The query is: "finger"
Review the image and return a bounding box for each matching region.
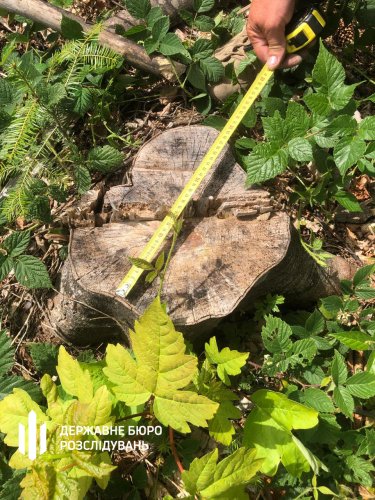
[266,24,287,69]
[280,41,316,68]
[280,54,303,68]
[247,21,269,63]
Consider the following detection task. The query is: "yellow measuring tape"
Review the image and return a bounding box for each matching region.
[116,6,326,298]
[116,64,273,297]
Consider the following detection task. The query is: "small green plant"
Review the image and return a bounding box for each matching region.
[0,230,51,288]
[0,25,123,223]
[249,264,375,497]
[242,41,374,213]
[0,297,323,499]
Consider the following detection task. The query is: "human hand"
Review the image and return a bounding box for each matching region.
[247,0,303,69]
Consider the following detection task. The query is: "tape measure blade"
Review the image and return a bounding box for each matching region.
[116,65,273,298]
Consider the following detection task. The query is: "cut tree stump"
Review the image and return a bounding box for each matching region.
[47,126,354,345]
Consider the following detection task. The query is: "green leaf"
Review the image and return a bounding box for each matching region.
[346,371,375,398]
[159,33,190,59]
[305,310,325,335]
[151,16,170,42]
[358,116,375,140]
[0,375,41,402]
[61,16,84,40]
[74,165,91,193]
[56,346,94,402]
[285,101,310,138]
[88,145,123,173]
[0,330,14,376]
[326,115,358,137]
[155,251,164,272]
[72,87,93,115]
[182,448,263,498]
[246,143,288,185]
[313,41,345,94]
[353,264,375,287]
[208,400,241,445]
[199,56,224,82]
[355,286,375,300]
[187,63,206,91]
[0,389,47,447]
[334,191,362,212]
[194,15,215,31]
[334,136,367,176]
[243,390,319,476]
[128,257,154,271]
[144,37,160,55]
[288,138,313,162]
[203,115,227,131]
[193,0,215,13]
[261,315,293,354]
[125,0,151,19]
[302,388,334,413]
[331,350,348,385]
[14,255,52,289]
[330,84,357,110]
[331,331,375,350]
[29,343,59,376]
[2,231,30,257]
[304,93,330,116]
[236,52,257,76]
[205,337,248,385]
[312,41,355,110]
[146,6,164,28]
[319,295,343,319]
[333,386,354,418]
[190,39,213,61]
[0,257,14,282]
[104,297,218,433]
[0,79,14,106]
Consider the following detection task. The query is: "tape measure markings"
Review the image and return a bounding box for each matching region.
[116,65,273,297]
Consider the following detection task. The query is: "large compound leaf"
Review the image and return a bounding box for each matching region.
[104,297,218,433]
[181,447,263,499]
[56,346,93,403]
[205,337,248,385]
[243,390,319,476]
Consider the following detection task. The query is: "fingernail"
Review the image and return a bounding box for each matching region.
[267,56,278,68]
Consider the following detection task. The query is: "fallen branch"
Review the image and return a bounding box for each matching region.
[0,0,186,79]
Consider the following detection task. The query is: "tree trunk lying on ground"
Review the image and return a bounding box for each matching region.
[0,0,185,78]
[46,126,354,346]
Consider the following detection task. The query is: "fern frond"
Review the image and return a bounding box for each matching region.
[80,44,122,70]
[0,162,36,220]
[0,100,41,164]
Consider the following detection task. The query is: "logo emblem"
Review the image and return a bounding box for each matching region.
[18,411,47,460]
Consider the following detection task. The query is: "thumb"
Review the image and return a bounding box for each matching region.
[266,25,287,69]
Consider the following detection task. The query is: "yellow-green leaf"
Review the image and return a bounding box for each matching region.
[153,390,218,433]
[56,346,93,403]
[243,390,319,477]
[0,388,48,447]
[104,297,218,432]
[205,337,249,385]
[182,447,263,498]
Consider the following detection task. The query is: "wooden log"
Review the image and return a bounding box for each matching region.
[47,126,354,345]
[0,0,185,78]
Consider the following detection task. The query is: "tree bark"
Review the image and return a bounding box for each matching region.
[0,0,185,78]
[46,126,354,345]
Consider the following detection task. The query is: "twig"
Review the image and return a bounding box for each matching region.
[169,427,184,474]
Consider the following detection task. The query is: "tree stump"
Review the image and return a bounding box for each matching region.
[48,126,353,345]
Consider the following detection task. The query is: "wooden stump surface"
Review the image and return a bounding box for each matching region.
[50,126,292,343]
